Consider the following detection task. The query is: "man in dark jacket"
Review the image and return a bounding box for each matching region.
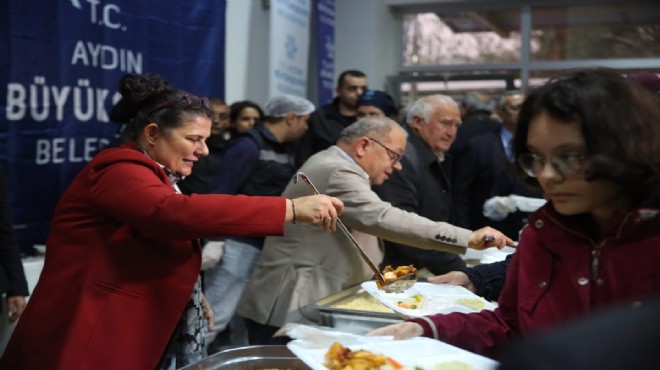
[373,95,466,275]
[452,90,542,239]
[294,70,367,167]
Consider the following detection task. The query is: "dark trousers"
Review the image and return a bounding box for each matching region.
[243,317,292,345]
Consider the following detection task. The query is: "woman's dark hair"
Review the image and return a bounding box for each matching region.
[512,68,660,202]
[109,73,212,141]
[229,100,264,125]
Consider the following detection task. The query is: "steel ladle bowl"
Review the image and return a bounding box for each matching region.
[379,272,418,293]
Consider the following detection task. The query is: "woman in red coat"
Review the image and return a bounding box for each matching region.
[0,73,343,370]
[369,68,660,358]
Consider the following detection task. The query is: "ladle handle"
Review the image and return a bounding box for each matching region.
[294,172,387,283]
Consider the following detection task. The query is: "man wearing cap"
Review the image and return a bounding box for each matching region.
[203,94,315,352]
[356,89,399,120]
[373,95,467,276]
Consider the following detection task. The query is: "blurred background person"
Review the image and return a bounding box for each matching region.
[453,90,543,240]
[373,95,466,276]
[450,91,500,156]
[204,94,314,354]
[294,69,368,166]
[0,164,28,355]
[227,100,263,139]
[356,89,399,120]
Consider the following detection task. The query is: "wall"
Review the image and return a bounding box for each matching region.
[225,0,270,106]
[334,0,400,92]
[224,0,398,105]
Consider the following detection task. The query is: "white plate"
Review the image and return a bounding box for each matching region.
[361,281,497,317]
[287,335,499,370]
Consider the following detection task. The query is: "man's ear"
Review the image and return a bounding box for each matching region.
[409,115,423,131]
[285,112,297,126]
[354,136,371,158]
[144,123,160,145]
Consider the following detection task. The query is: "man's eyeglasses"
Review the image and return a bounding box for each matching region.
[517,152,587,178]
[148,95,207,117]
[368,137,403,164]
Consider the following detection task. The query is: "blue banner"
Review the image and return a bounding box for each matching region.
[315,0,334,105]
[0,0,226,254]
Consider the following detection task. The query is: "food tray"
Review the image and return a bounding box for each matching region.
[287,333,499,370]
[177,345,311,370]
[311,284,404,334]
[361,281,497,317]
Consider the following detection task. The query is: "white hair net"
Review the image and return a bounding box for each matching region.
[263,94,315,117]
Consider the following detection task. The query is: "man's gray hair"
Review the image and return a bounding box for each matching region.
[338,116,407,143]
[406,94,458,125]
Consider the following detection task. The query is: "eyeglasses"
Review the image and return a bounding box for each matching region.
[517,152,588,178]
[147,95,207,117]
[368,137,403,164]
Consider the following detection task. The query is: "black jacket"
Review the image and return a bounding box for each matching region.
[294,98,357,167]
[0,166,28,297]
[452,131,541,239]
[373,131,465,274]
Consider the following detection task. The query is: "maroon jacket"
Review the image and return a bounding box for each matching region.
[1,144,286,370]
[410,204,660,358]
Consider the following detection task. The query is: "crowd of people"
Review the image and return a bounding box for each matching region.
[0,67,658,370]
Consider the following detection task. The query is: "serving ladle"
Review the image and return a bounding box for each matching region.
[293,172,417,294]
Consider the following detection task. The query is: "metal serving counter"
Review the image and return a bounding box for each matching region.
[178,345,311,370]
[310,284,404,334]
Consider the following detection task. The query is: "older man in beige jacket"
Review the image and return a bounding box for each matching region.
[237,116,512,344]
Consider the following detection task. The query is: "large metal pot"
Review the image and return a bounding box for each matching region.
[177,345,311,370]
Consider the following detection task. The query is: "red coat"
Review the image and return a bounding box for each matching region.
[411,204,660,358]
[0,144,286,370]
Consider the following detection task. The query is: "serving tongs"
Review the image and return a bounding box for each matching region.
[294,172,417,293]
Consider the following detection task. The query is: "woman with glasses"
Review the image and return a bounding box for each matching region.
[0,73,343,370]
[369,68,660,359]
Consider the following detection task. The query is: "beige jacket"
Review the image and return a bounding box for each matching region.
[237,146,471,327]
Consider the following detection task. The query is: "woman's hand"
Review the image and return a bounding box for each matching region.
[428,271,476,293]
[367,322,424,340]
[200,293,214,332]
[468,227,514,250]
[6,296,27,323]
[288,195,344,231]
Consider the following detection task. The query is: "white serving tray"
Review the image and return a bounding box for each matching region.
[361,281,497,317]
[286,325,499,370]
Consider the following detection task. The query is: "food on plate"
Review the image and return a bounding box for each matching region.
[454,297,485,311]
[382,265,417,281]
[376,265,417,289]
[332,295,394,313]
[395,294,424,309]
[324,341,404,370]
[430,361,477,370]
